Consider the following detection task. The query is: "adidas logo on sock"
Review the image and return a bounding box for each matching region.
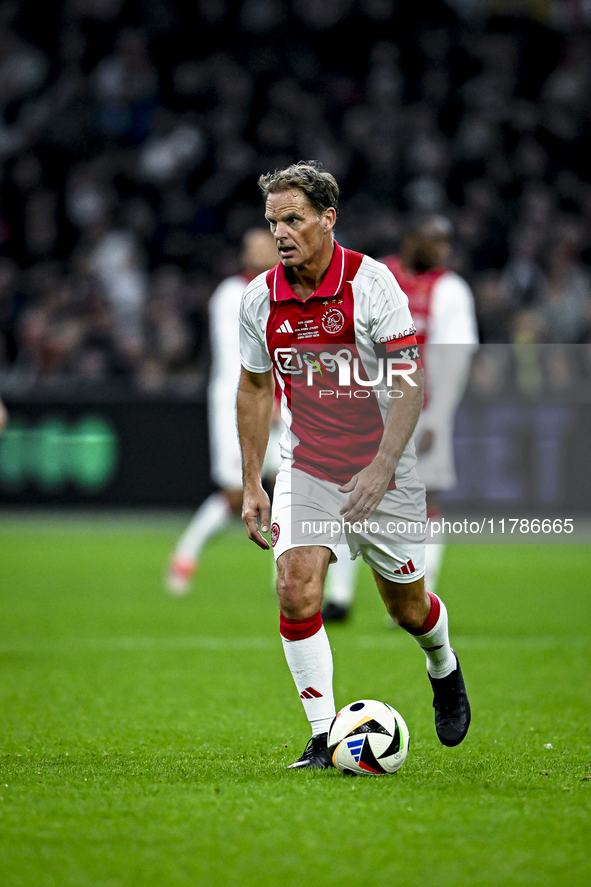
[300,686,323,699]
[276,320,294,333]
[393,559,415,576]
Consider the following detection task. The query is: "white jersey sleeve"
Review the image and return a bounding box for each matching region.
[355,256,416,343]
[239,273,273,373]
[429,272,479,346]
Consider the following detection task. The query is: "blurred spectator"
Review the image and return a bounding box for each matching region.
[473,271,513,343]
[91,26,158,145]
[501,225,546,308]
[538,226,591,343]
[87,218,148,346]
[140,264,194,383]
[0,256,20,364]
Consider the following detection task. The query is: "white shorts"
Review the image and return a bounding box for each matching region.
[270,464,426,584]
[209,413,243,490]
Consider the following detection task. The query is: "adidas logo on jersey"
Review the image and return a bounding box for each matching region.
[276,320,294,333]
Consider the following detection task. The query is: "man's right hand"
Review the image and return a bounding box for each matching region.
[242,482,271,550]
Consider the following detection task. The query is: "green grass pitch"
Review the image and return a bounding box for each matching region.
[0,511,590,886]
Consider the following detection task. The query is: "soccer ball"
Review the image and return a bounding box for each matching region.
[327,699,409,776]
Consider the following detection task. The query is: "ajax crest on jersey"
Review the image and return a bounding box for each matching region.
[328,699,409,776]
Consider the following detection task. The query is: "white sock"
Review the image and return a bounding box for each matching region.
[324,546,360,607]
[410,592,456,679]
[280,612,336,736]
[175,492,232,561]
[425,542,445,594]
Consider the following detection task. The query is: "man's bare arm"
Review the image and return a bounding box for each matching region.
[236,366,275,549]
[339,368,424,522]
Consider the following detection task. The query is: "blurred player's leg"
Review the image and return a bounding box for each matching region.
[321,545,360,622]
[425,499,446,593]
[166,491,233,595]
[425,540,445,593]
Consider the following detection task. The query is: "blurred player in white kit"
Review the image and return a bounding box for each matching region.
[166,229,280,594]
[322,214,478,622]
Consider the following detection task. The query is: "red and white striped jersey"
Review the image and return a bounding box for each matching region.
[239,241,422,486]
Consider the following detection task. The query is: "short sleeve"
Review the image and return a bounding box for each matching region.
[239,284,273,373]
[364,259,417,344]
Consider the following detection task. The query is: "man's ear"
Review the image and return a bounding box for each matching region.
[323,207,337,231]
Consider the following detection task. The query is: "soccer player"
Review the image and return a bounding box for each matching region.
[322,214,479,622]
[237,161,470,768]
[165,229,280,594]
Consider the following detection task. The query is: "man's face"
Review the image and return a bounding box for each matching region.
[264,189,333,270]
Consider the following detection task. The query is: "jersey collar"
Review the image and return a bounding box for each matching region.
[268,240,348,302]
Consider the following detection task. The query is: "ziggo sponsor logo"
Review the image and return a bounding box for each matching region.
[273,347,419,393]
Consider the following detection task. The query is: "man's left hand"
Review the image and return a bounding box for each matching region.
[338,456,395,523]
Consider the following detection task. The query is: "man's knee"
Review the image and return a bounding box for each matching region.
[276,562,305,606]
[276,547,330,618]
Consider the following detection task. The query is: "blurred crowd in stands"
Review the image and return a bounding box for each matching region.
[1,0,591,395]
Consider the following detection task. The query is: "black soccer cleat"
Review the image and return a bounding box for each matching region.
[428,652,471,747]
[321,602,351,623]
[287,733,333,769]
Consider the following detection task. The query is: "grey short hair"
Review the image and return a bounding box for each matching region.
[258,160,339,217]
